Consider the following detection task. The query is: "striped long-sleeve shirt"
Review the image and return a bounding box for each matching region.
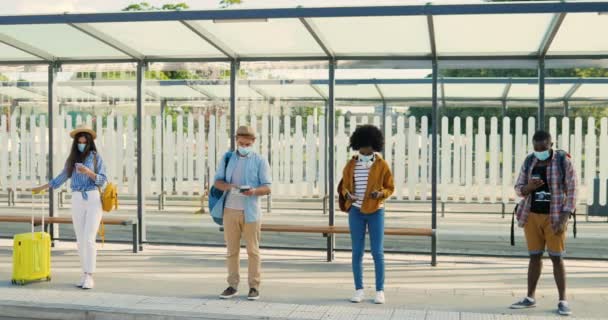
[49,151,107,200]
[514,150,577,231]
[352,155,377,208]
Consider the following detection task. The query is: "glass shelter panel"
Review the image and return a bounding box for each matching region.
[434,14,553,56]
[312,16,430,56]
[0,25,128,59]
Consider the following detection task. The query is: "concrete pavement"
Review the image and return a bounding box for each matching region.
[0,240,607,319]
[1,201,607,259]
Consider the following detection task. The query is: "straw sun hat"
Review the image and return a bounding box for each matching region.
[70,124,97,140]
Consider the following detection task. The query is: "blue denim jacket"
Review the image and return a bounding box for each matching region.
[49,151,107,201]
[210,151,271,223]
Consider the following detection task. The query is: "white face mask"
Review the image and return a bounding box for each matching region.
[359,153,374,163]
[238,146,252,156]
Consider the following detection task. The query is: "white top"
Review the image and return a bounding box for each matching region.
[352,155,375,208]
[225,157,247,210]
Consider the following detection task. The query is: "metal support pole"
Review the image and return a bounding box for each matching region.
[136,61,146,251]
[502,100,507,118]
[538,59,546,130]
[327,59,336,262]
[267,100,273,213]
[564,100,569,118]
[323,100,329,216]
[47,63,57,242]
[159,99,166,210]
[431,60,438,267]
[230,60,239,151]
[381,101,387,158]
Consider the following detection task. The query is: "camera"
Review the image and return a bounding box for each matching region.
[535,191,551,202]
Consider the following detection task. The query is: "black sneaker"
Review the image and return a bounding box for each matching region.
[510,297,536,309]
[558,301,572,316]
[219,287,238,299]
[248,288,260,301]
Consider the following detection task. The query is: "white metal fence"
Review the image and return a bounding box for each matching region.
[0,113,603,205]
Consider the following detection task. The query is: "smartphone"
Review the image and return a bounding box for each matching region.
[239,185,251,193]
[531,174,541,181]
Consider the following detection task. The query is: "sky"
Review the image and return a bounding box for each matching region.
[0,0,460,15]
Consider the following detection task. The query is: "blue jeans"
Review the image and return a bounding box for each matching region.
[348,206,385,291]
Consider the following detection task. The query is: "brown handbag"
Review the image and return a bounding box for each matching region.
[337,179,348,212]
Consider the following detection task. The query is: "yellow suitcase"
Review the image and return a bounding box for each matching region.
[11,192,51,285]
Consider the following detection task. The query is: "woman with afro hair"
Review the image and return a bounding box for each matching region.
[340,124,394,304]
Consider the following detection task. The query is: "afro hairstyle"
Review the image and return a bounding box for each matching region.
[349,124,384,152]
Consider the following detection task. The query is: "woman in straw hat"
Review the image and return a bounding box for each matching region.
[32,124,107,290]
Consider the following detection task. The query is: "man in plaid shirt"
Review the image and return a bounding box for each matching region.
[510,131,577,316]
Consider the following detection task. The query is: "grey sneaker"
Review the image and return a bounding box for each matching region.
[248,288,260,301]
[510,297,536,309]
[558,301,572,316]
[219,287,238,299]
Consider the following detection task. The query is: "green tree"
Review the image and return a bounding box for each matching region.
[220,0,243,8]
[123,2,189,11]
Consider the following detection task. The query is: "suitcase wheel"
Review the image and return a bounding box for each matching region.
[46,276,51,282]
[11,280,16,285]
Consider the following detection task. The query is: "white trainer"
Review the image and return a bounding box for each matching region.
[81,274,94,290]
[350,289,365,303]
[76,274,86,288]
[374,291,386,304]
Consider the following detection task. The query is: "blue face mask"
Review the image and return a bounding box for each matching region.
[77,144,87,153]
[359,153,374,163]
[534,150,551,161]
[238,146,252,156]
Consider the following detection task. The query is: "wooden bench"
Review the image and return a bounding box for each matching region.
[259,224,437,266]
[0,215,139,253]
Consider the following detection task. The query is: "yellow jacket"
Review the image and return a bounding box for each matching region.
[340,153,395,214]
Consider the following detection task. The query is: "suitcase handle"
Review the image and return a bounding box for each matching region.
[31,190,46,239]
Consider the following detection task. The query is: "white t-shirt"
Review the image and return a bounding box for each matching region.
[225,157,247,210]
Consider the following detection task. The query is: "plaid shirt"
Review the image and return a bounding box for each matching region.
[514,150,577,230]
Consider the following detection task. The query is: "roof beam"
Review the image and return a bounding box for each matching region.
[69,23,144,60]
[311,84,327,101]
[501,80,512,101]
[373,83,385,103]
[563,81,582,101]
[538,13,566,58]
[180,20,236,59]
[74,86,108,101]
[186,83,217,99]
[12,86,46,99]
[427,15,437,60]
[145,89,160,100]
[2,3,608,25]
[0,32,54,61]
[299,18,334,58]
[3,53,608,65]
[248,84,271,100]
[440,77,447,108]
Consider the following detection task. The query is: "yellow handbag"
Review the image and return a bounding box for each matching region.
[93,153,118,244]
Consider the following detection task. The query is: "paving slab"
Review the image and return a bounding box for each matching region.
[0,240,606,319]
